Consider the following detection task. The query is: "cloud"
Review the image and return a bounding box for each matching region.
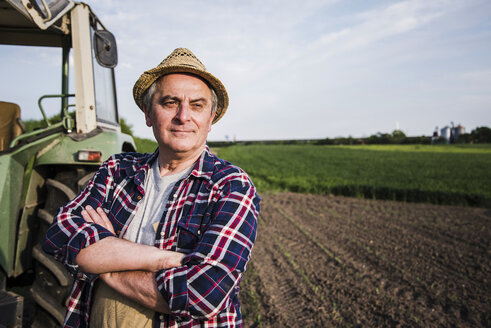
[288,0,449,69]
[1,0,489,140]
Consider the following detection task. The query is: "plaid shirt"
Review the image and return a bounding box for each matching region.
[43,146,260,327]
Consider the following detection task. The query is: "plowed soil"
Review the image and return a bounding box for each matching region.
[240,193,491,328]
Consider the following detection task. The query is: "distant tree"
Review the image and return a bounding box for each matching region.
[22,114,136,138]
[391,130,406,144]
[120,117,134,136]
[23,112,72,133]
[455,133,472,144]
[470,126,491,143]
[23,117,54,133]
[315,138,334,145]
[366,132,392,144]
[402,136,431,145]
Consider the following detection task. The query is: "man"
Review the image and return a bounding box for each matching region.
[43,48,260,327]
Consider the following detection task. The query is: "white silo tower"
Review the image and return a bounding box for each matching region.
[440,126,451,142]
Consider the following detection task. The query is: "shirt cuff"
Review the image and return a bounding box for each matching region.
[64,223,115,281]
[156,266,191,317]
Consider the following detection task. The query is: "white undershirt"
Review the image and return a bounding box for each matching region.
[124,159,193,245]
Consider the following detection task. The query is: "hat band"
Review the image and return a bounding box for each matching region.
[180,63,200,68]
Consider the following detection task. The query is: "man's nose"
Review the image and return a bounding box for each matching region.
[175,102,191,122]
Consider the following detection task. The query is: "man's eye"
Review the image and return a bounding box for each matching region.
[163,101,178,107]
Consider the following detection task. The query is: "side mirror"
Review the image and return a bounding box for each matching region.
[93,30,118,68]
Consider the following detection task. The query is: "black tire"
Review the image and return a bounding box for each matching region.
[31,167,96,327]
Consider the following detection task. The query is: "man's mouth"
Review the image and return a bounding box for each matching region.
[171,129,194,134]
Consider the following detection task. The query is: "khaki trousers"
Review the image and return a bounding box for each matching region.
[90,280,154,328]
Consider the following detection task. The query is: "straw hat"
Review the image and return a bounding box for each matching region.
[133,48,228,124]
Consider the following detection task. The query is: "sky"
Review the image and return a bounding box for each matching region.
[1,0,490,141]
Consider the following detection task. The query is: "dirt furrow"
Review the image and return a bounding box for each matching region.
[280,193,489,297]
[241,215,333,326]
[240,193,490,328]
[261,199,406,327]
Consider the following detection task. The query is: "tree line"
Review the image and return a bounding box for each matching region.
[315,126,491,145]
[22,114,490,146]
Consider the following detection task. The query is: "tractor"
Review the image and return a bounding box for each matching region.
[0,0,135,326]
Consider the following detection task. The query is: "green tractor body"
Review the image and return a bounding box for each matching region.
[0,0,136,326]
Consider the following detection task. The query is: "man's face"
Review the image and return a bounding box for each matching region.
[144,73,215,158]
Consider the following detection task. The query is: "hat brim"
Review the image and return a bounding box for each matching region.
[133,65,228,124]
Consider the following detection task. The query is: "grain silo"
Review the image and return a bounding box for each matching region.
[454,124,465,139]
[440,126,451,142]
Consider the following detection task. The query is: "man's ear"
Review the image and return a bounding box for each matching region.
[143,105,152,127]
[208,111,216,132]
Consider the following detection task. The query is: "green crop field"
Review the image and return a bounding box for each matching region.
[134,136,158,153]
[218,144,491,208]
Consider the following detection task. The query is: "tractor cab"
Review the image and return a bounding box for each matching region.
[0,0,122,148]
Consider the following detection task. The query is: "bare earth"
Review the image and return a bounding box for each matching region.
[239,192,491,328]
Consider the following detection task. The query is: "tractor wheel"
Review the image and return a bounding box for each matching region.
[31,167,96,327]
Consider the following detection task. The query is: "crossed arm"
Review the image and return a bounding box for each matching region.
[75,205,185,313]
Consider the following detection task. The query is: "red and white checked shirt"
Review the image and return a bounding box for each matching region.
[43,147,260,327]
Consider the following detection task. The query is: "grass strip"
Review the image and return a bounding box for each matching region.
[219,144,491,208]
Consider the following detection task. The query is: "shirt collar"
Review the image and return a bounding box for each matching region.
[134,145,216,184]
[129,149,159,192]
[189,145,216,181]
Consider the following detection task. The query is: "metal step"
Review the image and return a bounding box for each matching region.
[32,244,71,287]
[30,284,65,326]
[46,178,76,200]
[0,290,23,328]
[38,208,53,225]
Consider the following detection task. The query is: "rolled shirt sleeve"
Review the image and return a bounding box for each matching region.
[155,176,260,320]
[42,158,117,281]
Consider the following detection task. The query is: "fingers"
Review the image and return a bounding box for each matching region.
[81,205,115,235]
[156,250,187,270]
[81,208,94,222]
[96,207,116,235]
[82,205,99,223]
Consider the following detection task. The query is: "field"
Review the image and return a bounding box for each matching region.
[216,144,491,327]
[218,144,491,208]
[134,136,158,153]
[239,193,490,327]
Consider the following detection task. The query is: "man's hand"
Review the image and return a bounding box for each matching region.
[74,205,185,314]
[81,205,115,235]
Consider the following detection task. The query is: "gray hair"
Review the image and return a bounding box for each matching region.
[143,76,218,115]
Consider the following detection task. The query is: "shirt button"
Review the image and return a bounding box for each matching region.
[173,193,177,198]
[137,195,142,200]
[160,232,165,236]
[159,314,164,320]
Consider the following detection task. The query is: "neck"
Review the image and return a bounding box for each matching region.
[157,145,204,176]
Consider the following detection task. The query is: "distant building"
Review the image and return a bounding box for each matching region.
[431,127,439,145]
[440,126,451,143]
[454,124,465,139]
[438,123,465,144]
